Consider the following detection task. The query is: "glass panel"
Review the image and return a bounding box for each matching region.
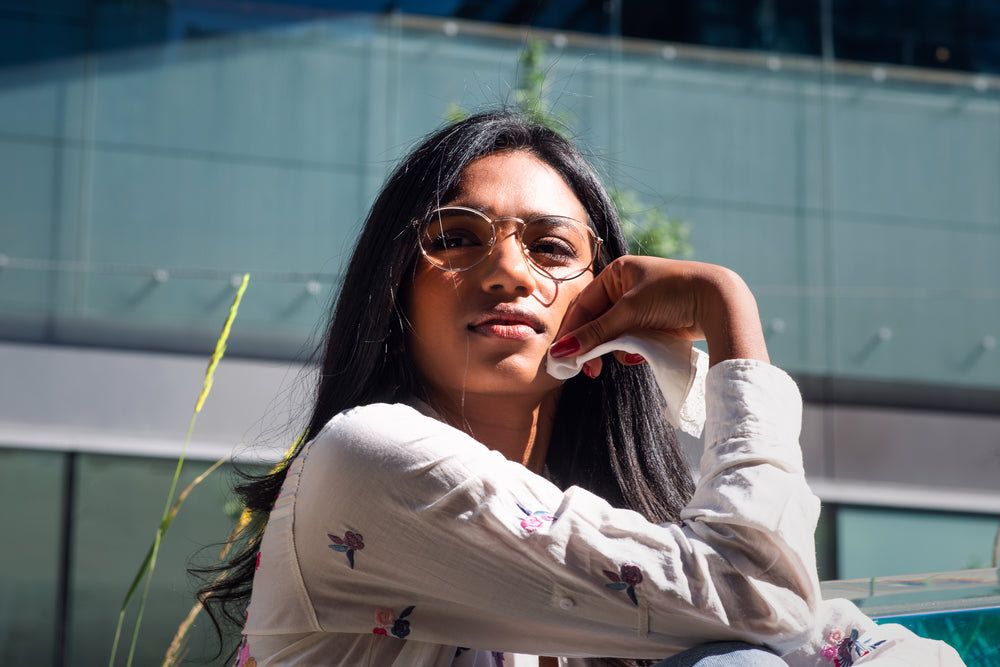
[0,448,66,667]
[1,10,997,393]
[67,454,255,665]
[837,506,1000,579]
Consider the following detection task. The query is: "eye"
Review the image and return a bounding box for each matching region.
[523,217,587,264]
[426,226,483,251]
[421,210,492,255]
[527,236,577,258]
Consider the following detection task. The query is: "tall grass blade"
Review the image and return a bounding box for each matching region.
[108,274,249,667]
[162,508,252,667]
[162,431,305,667]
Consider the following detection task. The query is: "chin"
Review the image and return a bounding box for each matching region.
[412,345,562,402]
[479,359,563,396]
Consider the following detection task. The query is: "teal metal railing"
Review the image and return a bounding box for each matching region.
[821,568,1000,666]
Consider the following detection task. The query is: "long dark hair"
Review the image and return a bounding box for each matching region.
[194,109,694,665]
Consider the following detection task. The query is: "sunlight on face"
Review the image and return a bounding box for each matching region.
[406,150,594,407]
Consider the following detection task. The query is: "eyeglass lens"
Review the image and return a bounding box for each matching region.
[419,208,595,280]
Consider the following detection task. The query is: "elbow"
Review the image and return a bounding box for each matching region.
[739,580,820,654]
[712,569,819,653]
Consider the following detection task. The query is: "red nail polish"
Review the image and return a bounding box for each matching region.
[582,362,595,379]
[550,336,580,358]
[624,353,646,365]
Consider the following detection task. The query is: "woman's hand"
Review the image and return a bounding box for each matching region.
[550,256,768,375]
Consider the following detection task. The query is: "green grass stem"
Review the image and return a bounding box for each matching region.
[108,274,249,667]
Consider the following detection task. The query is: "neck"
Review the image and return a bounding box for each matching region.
[427,389,558,473]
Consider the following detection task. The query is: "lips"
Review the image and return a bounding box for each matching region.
[468,304,545,338]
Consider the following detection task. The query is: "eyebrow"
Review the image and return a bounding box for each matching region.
[443,200,501,216]
[443,201,579,221]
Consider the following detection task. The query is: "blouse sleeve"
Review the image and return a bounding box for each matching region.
[262,359,821,660]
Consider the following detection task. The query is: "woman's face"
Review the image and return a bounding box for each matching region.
[407,150,594,405]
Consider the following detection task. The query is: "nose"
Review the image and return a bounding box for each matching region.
[479,226,538,295]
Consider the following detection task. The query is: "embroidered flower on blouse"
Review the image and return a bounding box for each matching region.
[372,605,415,639]
[328,530,365,568]
[517,503,556,532]
[604,564,643,606]
[821,627,886,666]
[234,636,254,667]
[374,608,396,627]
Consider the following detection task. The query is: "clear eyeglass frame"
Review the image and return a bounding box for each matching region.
[414,205,603,282]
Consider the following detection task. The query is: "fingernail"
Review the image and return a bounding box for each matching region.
[582,362,595,379]
[624,353,646,365]
[550,336,580,358]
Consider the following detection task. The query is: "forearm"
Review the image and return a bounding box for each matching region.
[691,264,769,367]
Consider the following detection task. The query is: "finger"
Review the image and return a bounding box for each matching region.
[551,296,641,360]
[553,273,615,343]
[613,351,646,366]
[582,357,603,379]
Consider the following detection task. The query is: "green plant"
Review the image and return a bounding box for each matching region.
[611,188,692,259]
[109,274,249,667]
[163,428,304,667]
[449,38,692,259]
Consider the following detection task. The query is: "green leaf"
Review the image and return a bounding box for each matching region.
[109,275,249,667]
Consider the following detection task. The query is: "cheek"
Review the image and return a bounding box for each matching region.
[408,270,462,331]
[405,271,466,376]
[551,275,592,324]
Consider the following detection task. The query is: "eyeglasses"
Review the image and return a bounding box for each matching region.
[415,206,602,282]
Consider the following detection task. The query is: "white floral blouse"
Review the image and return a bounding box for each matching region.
[238,348,964,666]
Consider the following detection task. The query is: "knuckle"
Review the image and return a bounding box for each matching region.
[588,318,609,346]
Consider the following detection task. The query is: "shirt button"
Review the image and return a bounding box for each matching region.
[558,597,575,610]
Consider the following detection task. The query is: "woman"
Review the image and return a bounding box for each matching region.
[196,110,963,666]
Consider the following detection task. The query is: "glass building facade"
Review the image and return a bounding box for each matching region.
[1,2,998,665]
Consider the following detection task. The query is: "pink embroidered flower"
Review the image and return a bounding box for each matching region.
[818,627,886,667]
[374,608,396,627]
[517,503,555,532]
[521,516,544,532]
[235,637,251,666]
[372,605,416,639]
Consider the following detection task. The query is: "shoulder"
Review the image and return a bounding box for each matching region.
[315,401,479,457]
[299,401,505,496]
[320,401,443,445]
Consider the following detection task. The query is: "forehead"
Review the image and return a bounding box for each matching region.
[450,151,588,221]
